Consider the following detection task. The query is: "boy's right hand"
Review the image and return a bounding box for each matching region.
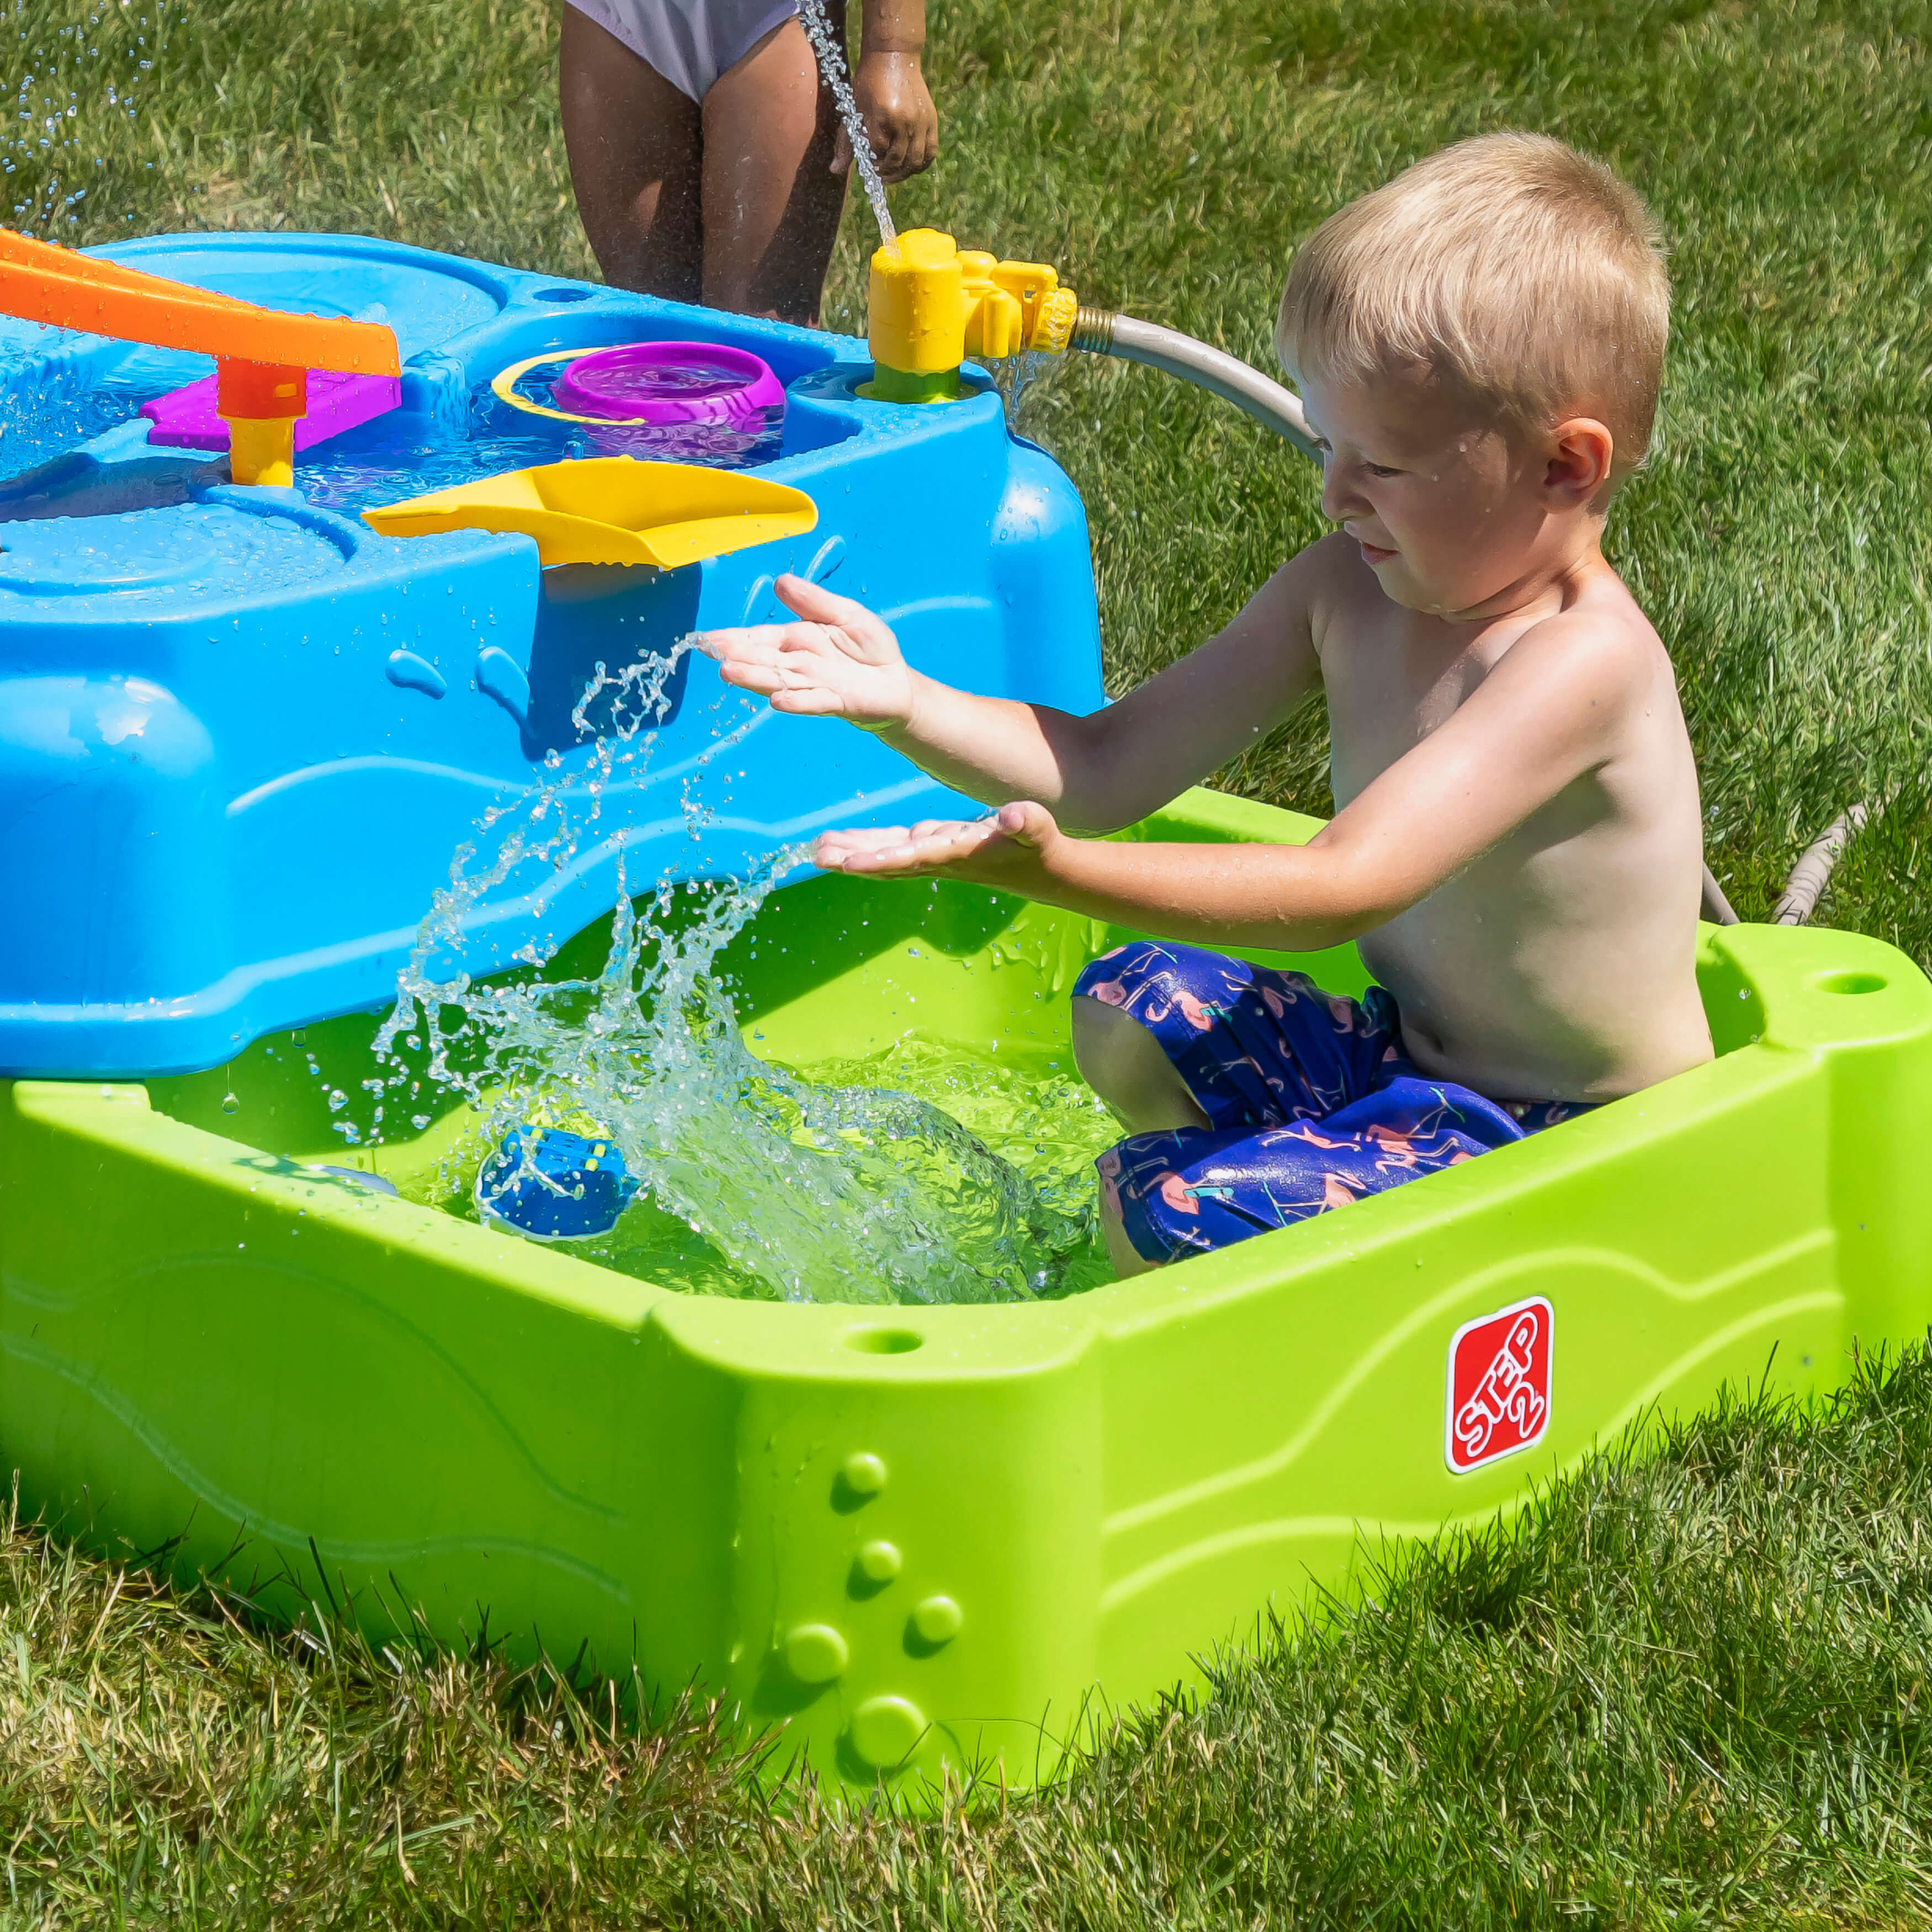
[696,574,916,730]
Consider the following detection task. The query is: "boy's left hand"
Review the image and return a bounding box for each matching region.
[814,800,1059,888]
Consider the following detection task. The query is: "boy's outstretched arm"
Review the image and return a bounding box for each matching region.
[814,614,1646,952]
[698,563,1323,835]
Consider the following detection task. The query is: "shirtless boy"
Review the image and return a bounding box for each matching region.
[700,132,1715,1274]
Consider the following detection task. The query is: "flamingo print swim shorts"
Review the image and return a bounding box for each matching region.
[1074,940,1593,1265]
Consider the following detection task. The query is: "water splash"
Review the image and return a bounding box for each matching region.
[3,0,178,240]
[369,649,1108,1304]
[0,370,144,482]
[795,0,898,257]
[988,348,1052,434]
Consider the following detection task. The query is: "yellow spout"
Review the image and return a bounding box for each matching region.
[225,416,297,488]
[867,229,1078,404]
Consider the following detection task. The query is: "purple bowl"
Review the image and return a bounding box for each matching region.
[553,341,784,429]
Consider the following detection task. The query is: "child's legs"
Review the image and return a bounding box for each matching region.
[1073,940,1393,1134]
[1101,1098,1496,1270]
[1098,1187,1158,1280]
[560,6,706,304]
[700,12,848,323]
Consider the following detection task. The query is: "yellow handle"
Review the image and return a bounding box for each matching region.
[226,416,296,488]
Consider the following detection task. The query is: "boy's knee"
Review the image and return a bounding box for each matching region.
[1071,992,1148,1090]
[1071,994,1209,1134]
[1096,1181,1157,1278]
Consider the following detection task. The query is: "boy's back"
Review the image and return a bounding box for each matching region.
[1313,527,1708,1103]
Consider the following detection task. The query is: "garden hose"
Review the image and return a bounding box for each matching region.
[1069,307,1317,456]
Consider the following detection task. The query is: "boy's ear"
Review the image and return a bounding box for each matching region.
[1544,417,1615,507]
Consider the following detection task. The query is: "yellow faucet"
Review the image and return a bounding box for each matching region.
[866,229,1079,403]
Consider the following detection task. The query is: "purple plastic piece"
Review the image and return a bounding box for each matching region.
[551,341,783,428]
[140,368,402,454]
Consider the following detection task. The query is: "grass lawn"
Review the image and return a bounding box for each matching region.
[6,0,1932,1920]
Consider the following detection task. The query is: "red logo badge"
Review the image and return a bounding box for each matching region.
[1445,1297,1552,1473]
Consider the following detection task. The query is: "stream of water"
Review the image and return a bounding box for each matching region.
[364,649,1114,1305]
[795,0,899,257]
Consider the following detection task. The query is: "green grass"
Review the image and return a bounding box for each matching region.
[7,0,1932,1918]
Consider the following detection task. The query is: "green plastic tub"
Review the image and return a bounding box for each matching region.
[3,789,1929,1791]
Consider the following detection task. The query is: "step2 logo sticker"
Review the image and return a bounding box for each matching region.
[1446,1297,1552,1473]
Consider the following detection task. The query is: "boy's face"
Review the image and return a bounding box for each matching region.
[1298,367,1566,618]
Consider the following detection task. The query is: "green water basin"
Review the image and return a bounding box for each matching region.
[3,788,1929,1792]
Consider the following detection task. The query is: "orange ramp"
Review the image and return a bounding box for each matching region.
[0,229,400,484]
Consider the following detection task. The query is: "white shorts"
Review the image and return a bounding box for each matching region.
[566,0,800,102]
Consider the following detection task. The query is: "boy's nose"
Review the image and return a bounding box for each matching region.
[1319,460,1360,524]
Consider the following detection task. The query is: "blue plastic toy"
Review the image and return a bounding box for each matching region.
[0,231,1104,1077]
[474,1123,639,1241]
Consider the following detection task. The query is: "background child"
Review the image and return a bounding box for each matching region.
[560,0,935,325]
[701,132,1715,1273]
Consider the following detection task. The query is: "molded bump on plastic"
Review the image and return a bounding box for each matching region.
[848,1695,925,1770]
[1817,970,1887,995]
[845,1326,922,1354]
[804,534,847,583]
[739,573,776,622]
[856,1540,903,1584]
[384,649,446,699]
[841,1452,888,1498]
[783,1623,849,1685]
[474,645,530,724]
[910,1595,962,1646]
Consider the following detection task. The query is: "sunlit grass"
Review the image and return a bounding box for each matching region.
[6,0,1932,1917]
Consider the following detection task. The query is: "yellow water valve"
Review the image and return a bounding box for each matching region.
[868,229,1078,404]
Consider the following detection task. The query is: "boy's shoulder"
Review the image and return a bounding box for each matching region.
[1504,562,1670,691]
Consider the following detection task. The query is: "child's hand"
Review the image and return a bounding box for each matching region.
[839,51,937,185]
[813,800,1061,890]
[697,574,916,729]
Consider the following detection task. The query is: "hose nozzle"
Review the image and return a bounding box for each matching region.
[867,229,1079,402]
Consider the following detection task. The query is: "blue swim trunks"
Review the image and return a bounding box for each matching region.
[1073,940,1592,1265]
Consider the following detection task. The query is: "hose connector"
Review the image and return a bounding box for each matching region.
[1069,305,1116,354]
[867,229,1080,403]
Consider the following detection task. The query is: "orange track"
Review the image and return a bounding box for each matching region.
[0,229,400,376]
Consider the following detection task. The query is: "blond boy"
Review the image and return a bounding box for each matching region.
[701,132,1715,1275]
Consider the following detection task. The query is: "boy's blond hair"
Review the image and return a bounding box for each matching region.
[1276,132,1669,479]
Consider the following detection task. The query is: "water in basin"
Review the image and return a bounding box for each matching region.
[348,649,1115,1306]
[296,374,784,514]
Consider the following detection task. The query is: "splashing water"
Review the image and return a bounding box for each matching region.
[795,0,898,257]
[0,373,145,482]
[368,648,1112,1304]
[988,348,1053,434]
[4,2,179,240]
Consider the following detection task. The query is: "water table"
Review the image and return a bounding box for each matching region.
[1,231,1928,1795]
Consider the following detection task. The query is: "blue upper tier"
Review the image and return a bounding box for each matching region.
[0,233,1105,1076]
